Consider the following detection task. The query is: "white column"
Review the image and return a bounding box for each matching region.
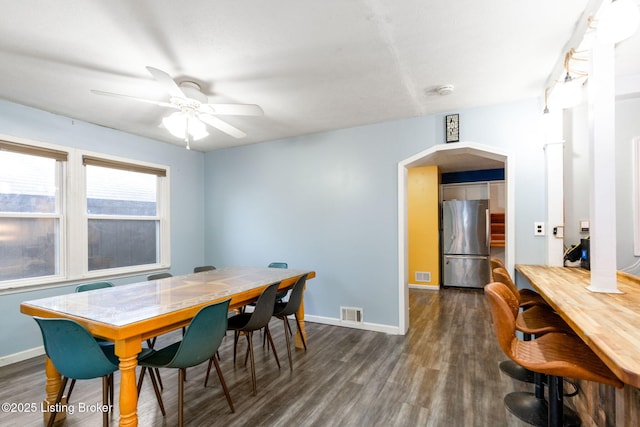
[587,39,620,293]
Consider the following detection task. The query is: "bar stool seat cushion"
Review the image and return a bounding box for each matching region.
[493,267,548,310]
[512,332,622,387]
[519,288,549,308]
[516,305,575,336]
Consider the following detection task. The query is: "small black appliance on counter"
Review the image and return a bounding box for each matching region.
[580,238,590,270]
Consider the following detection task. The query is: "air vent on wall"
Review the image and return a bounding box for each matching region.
[415,271,431,282]
[340,306,363,323]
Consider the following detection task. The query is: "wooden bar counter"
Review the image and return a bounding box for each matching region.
[515,264,640,388]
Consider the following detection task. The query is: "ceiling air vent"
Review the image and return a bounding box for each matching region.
[340,306,363,323]
[415,271,431,282]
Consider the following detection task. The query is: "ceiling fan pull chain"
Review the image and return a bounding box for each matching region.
[184,115,191,150]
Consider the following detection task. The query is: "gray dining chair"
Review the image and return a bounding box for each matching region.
[218,282,281,395]
[194,265,216,273]
[272,274,308,370]
[147,272,173,280]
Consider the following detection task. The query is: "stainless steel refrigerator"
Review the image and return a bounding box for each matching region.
[442,199,490,289]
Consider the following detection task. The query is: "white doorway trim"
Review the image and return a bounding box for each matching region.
[397,141,514,334]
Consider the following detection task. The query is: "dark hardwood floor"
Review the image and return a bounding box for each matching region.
[0,288,531,426]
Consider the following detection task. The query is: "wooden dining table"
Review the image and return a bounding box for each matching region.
[20,266,316,427]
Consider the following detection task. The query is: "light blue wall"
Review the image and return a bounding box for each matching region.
[0,96,553,359]
[0,100,205,359]
[204,97,549,328]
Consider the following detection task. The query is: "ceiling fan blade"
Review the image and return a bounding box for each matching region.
[146,66,186,99]
[203,103,264,116]
[90,89,177,109]
[198,114,247,138]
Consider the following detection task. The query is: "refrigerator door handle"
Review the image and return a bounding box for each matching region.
[486,209,490,250]
[444,255,490,260]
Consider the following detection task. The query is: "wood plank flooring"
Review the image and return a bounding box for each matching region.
[0,288,532,426]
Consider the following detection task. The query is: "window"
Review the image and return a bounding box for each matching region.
[0,149,62,282]
[0,138,170,290]
[85,160,162,271]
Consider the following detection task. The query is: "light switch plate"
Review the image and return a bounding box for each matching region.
[534,222,545,236]
[580,220,590,232]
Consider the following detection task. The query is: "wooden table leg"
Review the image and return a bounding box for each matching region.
[294,284,307,349]
[43,356,67,425]
[115,339,142,427]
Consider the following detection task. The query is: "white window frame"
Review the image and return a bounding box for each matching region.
[0,141,65,288]
[0,136,170,291]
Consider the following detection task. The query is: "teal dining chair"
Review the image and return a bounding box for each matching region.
[137,299,234,426]
[74,282,114,343]
[272,274,309,370]
[147,270,186,344]
[268,262,288,269]
[75,281,114,293]
[75,281,164,412]
[73,281,115,405]
[34,317,120,427]
[268,262,289,301]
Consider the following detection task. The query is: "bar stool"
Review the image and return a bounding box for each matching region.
[492,272,579,425]
[493,266,549,310]
[495,267,574,337]
[489,257,508,277]
[485,282,623,427]
[492,266,550,385]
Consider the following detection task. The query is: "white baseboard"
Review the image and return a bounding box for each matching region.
[304,314,402,335]
[408,283,440,290]
[0,316,402,367]
[0,345,44,367]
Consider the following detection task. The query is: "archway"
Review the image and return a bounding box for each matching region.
[397,141,514,333]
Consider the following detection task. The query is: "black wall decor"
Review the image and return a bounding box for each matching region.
[445,114,459,143]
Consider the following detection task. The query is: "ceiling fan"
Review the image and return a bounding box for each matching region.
[91,66,263,149]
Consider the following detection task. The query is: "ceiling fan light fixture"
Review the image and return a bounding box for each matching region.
[162,112,209,141]
[550,73,584,109]
[92,66,262,146]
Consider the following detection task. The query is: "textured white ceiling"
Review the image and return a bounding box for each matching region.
[0,0,637,152]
